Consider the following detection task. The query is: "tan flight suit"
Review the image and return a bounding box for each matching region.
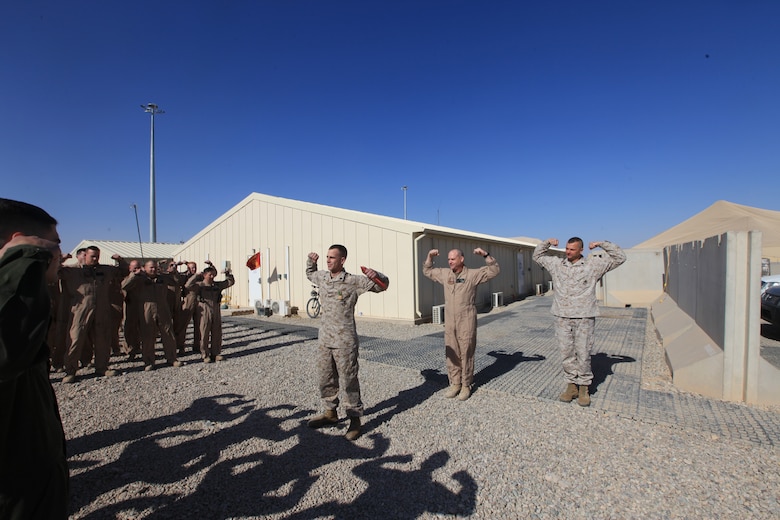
[163,269,186,353]
[121,271,179,368]
[306,258,389,418]
[109,273,124,354]
[185,272,235,359]
[59,264,126,375]
[177,280,200,352]
[533,240,626,385]
[164,268,183,344]
[423,256,499,388]
[46,279,66,370]
[122,273,141,358]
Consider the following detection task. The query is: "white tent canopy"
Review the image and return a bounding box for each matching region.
[634,200,780,261]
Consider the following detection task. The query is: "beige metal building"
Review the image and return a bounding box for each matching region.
[65,240,181,267]
[172,192,549,323]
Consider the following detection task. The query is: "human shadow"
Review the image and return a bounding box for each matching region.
[223,334,315,361]
[70,397,392,519]
[139,420,391,519]
[225,316,321,338]
[282,450,477,519]
[361,368,447,434]
[590,353,636,395]
[68,393,255,464]
[473,349,545,388]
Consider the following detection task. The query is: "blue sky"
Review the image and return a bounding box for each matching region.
[2,1,779,252]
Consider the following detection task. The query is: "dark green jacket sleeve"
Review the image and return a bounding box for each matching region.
[0,245,52,382]
[0,245,69,519]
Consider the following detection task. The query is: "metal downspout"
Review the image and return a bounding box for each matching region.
[413,232,429,322]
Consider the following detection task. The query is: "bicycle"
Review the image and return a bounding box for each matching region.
[306,285,321,318]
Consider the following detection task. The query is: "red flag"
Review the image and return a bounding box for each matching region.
[246,252,262,270]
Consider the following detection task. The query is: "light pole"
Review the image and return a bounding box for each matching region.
[402,185,408,220]
[142,103,164,242]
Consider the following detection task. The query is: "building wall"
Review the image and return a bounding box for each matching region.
[658,230,777,405]
[600,249,664,307]
[174,195,416,320]
[665,235,728,349]
[173,193,550,323]
[413,233,527,321]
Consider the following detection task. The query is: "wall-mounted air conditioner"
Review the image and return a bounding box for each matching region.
[272,299,290,316]
[432,304,445,325]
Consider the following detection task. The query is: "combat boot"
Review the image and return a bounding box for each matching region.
[345,417,361,441]
[559,383,578,402]
[577,385,591,407]
[444,384,461,398]
[308,409,338,429]
[457,384,472,401]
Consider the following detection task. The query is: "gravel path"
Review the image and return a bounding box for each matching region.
[54,302,780,519]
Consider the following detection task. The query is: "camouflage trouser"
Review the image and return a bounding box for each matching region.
[554,316,595,386]
[316,344,363,417]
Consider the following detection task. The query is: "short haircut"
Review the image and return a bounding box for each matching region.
[0,198,57,248]
[76,248,87,255]
[86,245,100,253]
[203,266,218,275]
[329,244,348,258]
[567,237,584,248]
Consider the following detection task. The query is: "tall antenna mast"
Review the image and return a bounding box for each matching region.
[141,103,164,242]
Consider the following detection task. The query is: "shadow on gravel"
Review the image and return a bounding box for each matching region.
[225,334,315,360]
[362,369,447,434]
[281,450,477,519]
[589,353,635,396]
[360,349,544,435]
[68,394,477,519]
[473,349,545,388]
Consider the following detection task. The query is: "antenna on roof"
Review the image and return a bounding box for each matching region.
[131,204,145,262]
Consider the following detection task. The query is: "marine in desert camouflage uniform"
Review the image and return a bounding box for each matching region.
[305,244,389,441]
[533,237,626,406]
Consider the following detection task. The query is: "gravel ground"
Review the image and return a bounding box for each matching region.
[54,303,780,519]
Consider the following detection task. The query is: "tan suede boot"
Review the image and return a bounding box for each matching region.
[577,385,591,407]
[345,417,361,441]
[559,383,578,402]
[444,384,461,398]
[457,385,472,401]
[307,409,338,428]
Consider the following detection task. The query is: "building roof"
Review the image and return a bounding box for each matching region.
[510,236,544,246]
[64,240,181,266]
[174,191,537,255]
[634,200,780,260]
